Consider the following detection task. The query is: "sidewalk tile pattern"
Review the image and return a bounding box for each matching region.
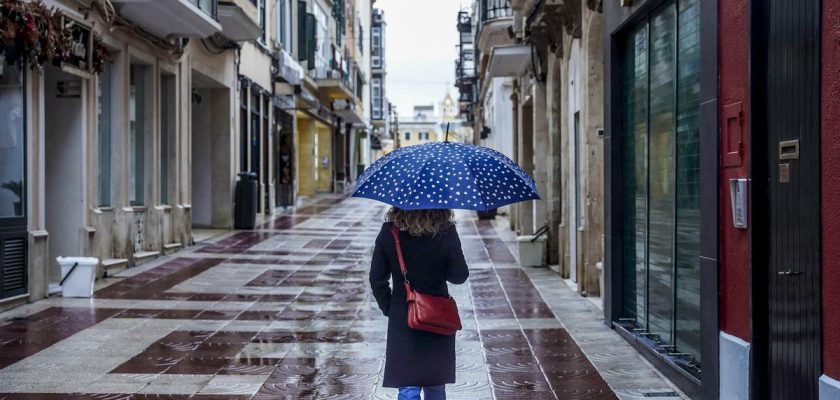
[0,195,682,399]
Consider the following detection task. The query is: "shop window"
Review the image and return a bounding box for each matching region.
[0,57,25,219]
[129,64,151,207]
[97,62,113,207]
[620,0,701,371]
[160,73,176,205]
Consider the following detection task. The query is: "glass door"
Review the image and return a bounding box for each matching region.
[619,0,701,372]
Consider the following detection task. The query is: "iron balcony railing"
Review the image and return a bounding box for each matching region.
[191,0,218,20]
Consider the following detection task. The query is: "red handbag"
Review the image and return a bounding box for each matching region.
[390,224,462,336]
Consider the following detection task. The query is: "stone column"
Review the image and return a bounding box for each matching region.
[532,79,551,262]
[509,84,520,232]
[580,5,605,296]
[517,81,535,236]
[545,53,564,267]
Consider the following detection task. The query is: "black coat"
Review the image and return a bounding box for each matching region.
[369,222,470,388]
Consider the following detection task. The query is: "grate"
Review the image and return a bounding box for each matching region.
[642,392,681,398]
[2,237,26,293]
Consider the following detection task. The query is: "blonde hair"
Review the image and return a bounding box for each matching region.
[386,207,454,237]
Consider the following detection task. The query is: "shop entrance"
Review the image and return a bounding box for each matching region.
[44,65,86,282]
[752,0,822,398]
[191,71,232,229]
[0,58,27,299]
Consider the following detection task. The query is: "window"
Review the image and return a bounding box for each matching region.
[620,0,701,370]
[313,4,329,76]
[0,56,25,218]
[404,131,410,141]
[160,73,176,205]
[97,62,112,207]
[258,0,266,41]
[371,27,381,68]
[276,0,292,48]
[358,19,364,54]
[129,64,150,206]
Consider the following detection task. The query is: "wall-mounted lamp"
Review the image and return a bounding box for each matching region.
[620,0,631,6]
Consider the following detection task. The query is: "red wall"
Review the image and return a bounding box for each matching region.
[718,0,751,342]
[822,0,840,381]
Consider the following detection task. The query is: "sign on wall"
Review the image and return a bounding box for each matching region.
[62,17,93,72]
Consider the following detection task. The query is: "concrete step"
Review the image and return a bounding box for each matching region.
[133,251,160,266]
[100,258,129,278]
[162,243,182,255]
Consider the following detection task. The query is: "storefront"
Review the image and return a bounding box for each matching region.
[0,57,27,301]
[604,0,718,397]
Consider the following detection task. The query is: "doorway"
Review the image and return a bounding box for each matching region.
[191,71,232,229]
[0,57,27,299]
[44,65,86,281]
[752,0,822,398]
[568,39,582,283]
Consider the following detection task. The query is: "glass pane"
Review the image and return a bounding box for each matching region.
[675,0,702,363]
[647,4,677,346]
[98,63,112,207]
[0,58,25,218]
[130,65,146,206]
[621,25,649,325]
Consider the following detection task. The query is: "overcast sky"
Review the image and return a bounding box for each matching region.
[374,0,471,119]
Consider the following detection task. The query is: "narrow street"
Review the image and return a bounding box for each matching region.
[0,195,680,399]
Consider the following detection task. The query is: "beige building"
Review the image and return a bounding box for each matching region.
[0,0,376,310]
[458,0,605,296]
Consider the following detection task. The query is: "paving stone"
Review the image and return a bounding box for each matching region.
[0,195,682,399]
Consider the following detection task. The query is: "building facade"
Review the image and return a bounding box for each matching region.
[458,0,606,295]
[0,0,377,311]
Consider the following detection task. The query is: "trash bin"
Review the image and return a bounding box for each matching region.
[56,257,99,298]
[234,171,258,229]
[517,235,546,267]
[517,225,549,267]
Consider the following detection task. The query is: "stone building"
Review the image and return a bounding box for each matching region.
[457,0,604,296]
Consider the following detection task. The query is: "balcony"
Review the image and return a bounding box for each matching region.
[316,69,355,101]
[218,0,262,41]
[111,0,222,38]
[333,99,365,125]
[475,0,515,54]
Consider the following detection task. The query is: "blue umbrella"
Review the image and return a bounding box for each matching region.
[352,139,540,211]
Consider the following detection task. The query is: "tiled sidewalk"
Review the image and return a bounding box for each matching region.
[0,195,682,399]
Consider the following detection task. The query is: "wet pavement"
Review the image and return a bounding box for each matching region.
[0,195,682,399]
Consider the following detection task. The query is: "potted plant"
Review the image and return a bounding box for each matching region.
[1,180,22,215]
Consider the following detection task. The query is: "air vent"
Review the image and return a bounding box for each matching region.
[2,237,27,294]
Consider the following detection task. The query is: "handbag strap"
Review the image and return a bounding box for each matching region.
[389,224,412,294]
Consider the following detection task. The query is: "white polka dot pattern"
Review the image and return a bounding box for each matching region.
[352,142,541,211]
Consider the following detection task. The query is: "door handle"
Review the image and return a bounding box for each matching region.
[777,270,804,276]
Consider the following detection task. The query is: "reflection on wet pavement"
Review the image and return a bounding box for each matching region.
[0,195,679,399]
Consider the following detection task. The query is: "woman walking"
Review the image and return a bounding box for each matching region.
[369,207,469,400]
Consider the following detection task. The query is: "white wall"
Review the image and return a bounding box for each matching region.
[483,77,514,159]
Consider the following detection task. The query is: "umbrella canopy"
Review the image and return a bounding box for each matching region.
[353,141,540,211]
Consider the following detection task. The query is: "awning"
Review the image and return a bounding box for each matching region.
[486,45,531,78]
